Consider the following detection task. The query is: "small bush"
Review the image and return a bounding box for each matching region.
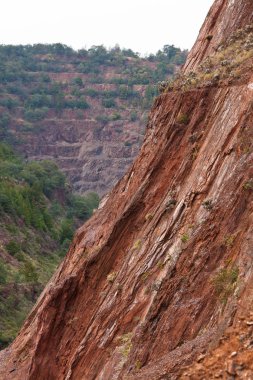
[191,146,199,161]
[132,239,142,251]
[224,234,236,247]
[85,88,99,97]
[130,111,138,122]
[59,219,74,244]
[213,266,239,304]
[166,199,177,209]
[181,233,189,243]
[120,333,132,358]
[243,179,253,190]
[135,360,142,370]
[24,107,48,121]
[72,77,83,86]
[111,112,121,121]
[65,97,90,110]
[96,115,110,125]
[0,260,8,284]
[102,98,116,108]
[202,199,213,210]
[107,271,117,283]
[20,260,39,283]
[176,112,189,125]
[5,241,21,256]
[141,271,150,282]
[0,332,11,349]
[145,213,153,221]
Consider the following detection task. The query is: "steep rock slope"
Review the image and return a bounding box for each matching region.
[0,0,253,379]
[184,0,253,73]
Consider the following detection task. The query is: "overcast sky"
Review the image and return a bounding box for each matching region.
[0,0,214,54]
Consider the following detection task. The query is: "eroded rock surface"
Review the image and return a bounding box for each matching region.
[0,0,253,379]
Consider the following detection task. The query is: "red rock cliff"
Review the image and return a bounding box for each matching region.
[1,0,253,378]
[184,0,253,73]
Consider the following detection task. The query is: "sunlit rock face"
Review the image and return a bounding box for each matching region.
[184,0,253,73]
[1,0,253,379]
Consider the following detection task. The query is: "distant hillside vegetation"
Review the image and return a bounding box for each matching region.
[0,43,187,195]
[0,143,99,348]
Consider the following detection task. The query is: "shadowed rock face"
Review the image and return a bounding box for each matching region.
[1,0,253,379]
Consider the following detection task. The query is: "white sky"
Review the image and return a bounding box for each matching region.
[0,0,214,54]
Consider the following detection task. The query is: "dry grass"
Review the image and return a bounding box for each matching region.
[213,266,239,304]
[160,24,253,93]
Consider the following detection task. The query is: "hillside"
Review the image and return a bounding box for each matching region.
[0,143,99,348]
[1,0,253,379]
[0,44,187,195]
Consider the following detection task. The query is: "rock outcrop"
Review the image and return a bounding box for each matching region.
[1,0,253,378]
[184,0,253,73]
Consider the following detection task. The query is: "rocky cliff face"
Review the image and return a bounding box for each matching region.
[184,0,253,73]
[1,0,253,379]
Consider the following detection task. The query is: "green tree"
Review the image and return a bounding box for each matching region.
[59,219,74,244]
[20,261,39,283]
[0,260,8,284]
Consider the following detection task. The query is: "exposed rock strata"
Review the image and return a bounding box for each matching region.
[0,0,253,379]
[16,104,144,196]
[184,0,253,73]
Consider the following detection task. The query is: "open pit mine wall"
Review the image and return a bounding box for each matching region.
[0,0,253,379]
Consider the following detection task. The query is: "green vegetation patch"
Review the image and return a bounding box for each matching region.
[0,43,187,145]
[0,143,99,348]
[213,265,239,304]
